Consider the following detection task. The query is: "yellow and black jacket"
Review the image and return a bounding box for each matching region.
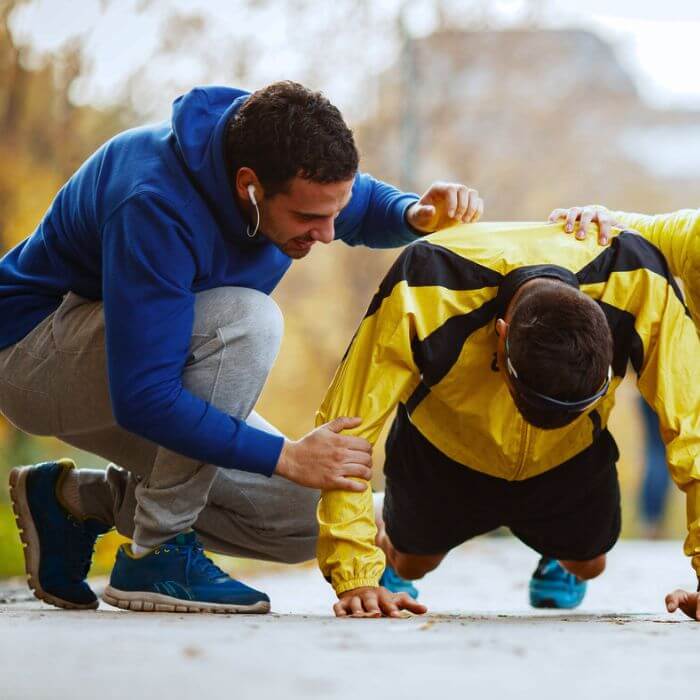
[315,222,700,594]
[611,208,700,327]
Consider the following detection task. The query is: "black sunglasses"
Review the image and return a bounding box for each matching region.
[505,337,612,414]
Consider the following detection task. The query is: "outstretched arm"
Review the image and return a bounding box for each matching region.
[315,247,434,617]
[335,173,483,248]
[628,247,700,619]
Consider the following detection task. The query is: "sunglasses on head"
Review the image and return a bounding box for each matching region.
[504,337,612,414]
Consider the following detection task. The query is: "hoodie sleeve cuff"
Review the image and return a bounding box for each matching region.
[228,420,285,477]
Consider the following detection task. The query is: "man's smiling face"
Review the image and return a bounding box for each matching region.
[258,176,354,259]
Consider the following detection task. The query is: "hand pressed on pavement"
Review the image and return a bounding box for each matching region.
[548,205,622,246]
[406,182,483,233]
[665,589,700,621]
[333,586,428,618]
[274,417,372,492]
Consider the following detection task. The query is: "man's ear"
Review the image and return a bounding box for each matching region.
[495,318,508,338]
[234,166,262,201]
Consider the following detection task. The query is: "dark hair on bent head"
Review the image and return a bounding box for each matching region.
[508,282,613,430]
[225,81,359,197]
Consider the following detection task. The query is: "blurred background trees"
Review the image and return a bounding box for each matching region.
[1,0,695,576]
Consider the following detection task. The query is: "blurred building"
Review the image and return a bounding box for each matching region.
[359,28,700,217]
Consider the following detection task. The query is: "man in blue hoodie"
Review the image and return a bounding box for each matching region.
[2,81,481,614]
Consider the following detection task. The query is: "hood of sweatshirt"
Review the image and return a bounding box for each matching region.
[171,85,261,244]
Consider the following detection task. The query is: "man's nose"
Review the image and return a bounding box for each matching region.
[309,219,335,244]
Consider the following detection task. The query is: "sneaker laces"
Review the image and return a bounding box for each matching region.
[184,542,228,582]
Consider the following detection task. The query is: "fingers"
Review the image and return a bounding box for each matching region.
[333,600,348,617]
[332,477,368,493]
[416,182,484,229]
[577,209,594,241]
[665,589,700,619]
[665,589,683,612]
[356,593,382,617]
[440,185,481,223]
[338,461,372,481]
[443,186,460,219]
[472,196,484,223]
[334,590,382,618]
[336,433,372,453]
[377,589,428,618]
[395,592,428,615]
[564,207,581,234]
[462,188,481,223]
[327,416,362,433]
[549,208,568,222]
[344,449,372,467]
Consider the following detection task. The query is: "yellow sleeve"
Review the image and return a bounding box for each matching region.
[612,209,700,327]
[315,257,423,595]
[633,261,700,580]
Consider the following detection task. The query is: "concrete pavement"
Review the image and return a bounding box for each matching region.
[1,538,696,700]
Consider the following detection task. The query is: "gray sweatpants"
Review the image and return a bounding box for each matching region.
[0,288,319,563]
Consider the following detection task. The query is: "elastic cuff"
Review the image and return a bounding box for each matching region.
[229,422,285,477]
[334,578,381,595]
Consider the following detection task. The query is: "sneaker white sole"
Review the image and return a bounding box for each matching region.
[8,466,99,611]
[102,585,271,614]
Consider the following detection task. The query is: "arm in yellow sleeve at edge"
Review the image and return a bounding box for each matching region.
[315,278,422,595]
[610,208,700,327]
[628,247,700,581]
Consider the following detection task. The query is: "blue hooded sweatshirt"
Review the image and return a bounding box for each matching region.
[0,86,420,476]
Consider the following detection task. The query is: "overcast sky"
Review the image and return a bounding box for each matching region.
[9,0,700,114]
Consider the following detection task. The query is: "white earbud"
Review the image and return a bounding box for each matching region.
[246,184,260,238]
[247,184,258,206]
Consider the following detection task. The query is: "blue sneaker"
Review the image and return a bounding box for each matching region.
[9,459,112,609]
[379,565,419,600]
[103,531,270,614]
[529,557,587,609]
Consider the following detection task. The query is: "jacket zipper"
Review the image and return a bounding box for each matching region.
[513,420,532,480]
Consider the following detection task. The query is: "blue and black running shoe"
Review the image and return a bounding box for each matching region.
[9,459,111,609]
[104,531,270,614]
[379,565,419,600]
[529,556,587,609]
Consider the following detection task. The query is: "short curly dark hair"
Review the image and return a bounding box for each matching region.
[225,81,359,196]
[508,282,613,429]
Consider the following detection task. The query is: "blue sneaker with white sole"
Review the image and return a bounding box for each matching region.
[379,565,419,600]
[9,459,112,609]
[104,531,270,613]
[529,557,587,609]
